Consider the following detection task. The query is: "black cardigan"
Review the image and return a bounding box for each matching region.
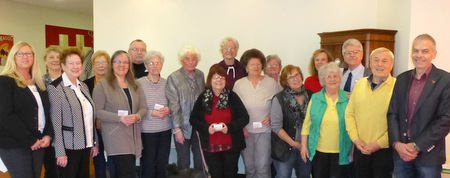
[190,90,249,151]
[0,76,53,148]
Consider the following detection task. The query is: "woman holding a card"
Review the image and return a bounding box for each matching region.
[93,50,147,178]
[136,50,172,178]
[190,65,249,178]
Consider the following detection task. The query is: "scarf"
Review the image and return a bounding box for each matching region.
[203,88,230,114]
[283,85,309,129]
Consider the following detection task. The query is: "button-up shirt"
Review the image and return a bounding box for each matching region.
[407,66,432,137]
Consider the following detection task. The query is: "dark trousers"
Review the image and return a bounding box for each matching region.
[43,146,59,178]
[57,148,90,178]
[93,130,116,178]
[204,149,240,178]
[354,148,393,178]
[0,147,44,178]
[141,130,172,178]
[110,154,136,178]
[174,131,202,170]
[312,151,349,178]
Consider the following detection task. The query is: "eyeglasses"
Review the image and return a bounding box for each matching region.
[266,64,279,68]
[212,75,225,80]
[325,74,339,79]
[95,61,107,66]
[113,60,130,64]
[130,48,146,52]
[287,73,302,81]
[16,52,34,57]
[223,47,236,51]
[344,50,361,56]
[148,61,161,66]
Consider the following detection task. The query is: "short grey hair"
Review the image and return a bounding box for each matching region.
[219,37,239,55]
[342,39,363,56]
[143,50,165,65]
[370,47,394,63]
[178,45,201,64]
[128,39,147,50]
[318,62,343,86]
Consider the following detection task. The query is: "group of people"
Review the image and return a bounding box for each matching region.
[0,34,448,178]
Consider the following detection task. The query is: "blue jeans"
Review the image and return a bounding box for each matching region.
[393,159,442,178]
[273,149,312,178]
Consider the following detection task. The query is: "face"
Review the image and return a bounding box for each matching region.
[343,45,363,67]
[14,45,34,71]
[411,39,436,70]
[211,74,226,92]
[222,41,237,60]
[265,59,281,76]
[113,54,130,78]
[314,52,329,71]
[181,53,199,72]
[145,56,163,76]
[128,41,147,64]
[323,71,341,91]
[246,58,263,76]
[370,51,393,80]
[61,54,83,80]
[45,51,61,71]
[93,56,108,77]
[286,70,303,91]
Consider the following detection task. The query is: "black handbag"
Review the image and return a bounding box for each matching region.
[271,131,292,162]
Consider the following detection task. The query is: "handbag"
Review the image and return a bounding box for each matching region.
[271,131,292,162]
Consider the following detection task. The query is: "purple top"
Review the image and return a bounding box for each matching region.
[407,66,432,137]
[210,59,247,90]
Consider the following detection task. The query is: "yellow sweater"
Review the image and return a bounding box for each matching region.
[345,76,396,148]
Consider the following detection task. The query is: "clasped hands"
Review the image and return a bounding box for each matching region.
[152,107,171,119]
[120,114,140,126]
[354,139,382,155]
[209,123,228,135]
[31,135,51,151]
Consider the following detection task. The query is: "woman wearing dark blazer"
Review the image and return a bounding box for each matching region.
[190,66,249,178]
[0,41,53,178]
[48,48,98,178]
[93,50,148,178]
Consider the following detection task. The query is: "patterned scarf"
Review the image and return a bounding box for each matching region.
[283,85,309,129]
[203,88,230,114]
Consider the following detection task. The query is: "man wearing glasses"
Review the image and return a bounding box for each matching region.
[128,39,148,78]
[340,39,372,93]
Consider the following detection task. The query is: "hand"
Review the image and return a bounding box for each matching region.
[220,123,228,134]
[127,114,140,124]
[152,110,166,119]
[208,124,217,135]
[394,142,418,162]
[291,141,302,150]
[31,140,41,150]
[57,156,68,167]
[96,119,102,130]
[243,127,249,138]
[354,139,369,155]
[261,116,270,126]
[300,145,309,163]
[364,142,382,154]
[406,142,420,155]
[91,146,99,157]
[159,107,171,117]
[120,116,132,126]
[40,136,52,148]
[174,128,185,144]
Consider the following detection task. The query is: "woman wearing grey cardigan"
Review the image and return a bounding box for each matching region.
[93,50,147,178]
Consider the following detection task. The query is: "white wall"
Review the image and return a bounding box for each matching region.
[94,0,379,78]
[0,0,93,72]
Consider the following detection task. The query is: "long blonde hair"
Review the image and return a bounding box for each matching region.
[0,41,46,90]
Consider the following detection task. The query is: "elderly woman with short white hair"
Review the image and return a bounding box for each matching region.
[166,45,205,170]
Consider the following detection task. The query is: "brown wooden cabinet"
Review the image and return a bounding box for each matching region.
[318,28,397,68]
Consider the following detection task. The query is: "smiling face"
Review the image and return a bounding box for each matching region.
[411,39,436,71]
[265,58,281,76]
[246,58,263,77]
[61,54,83,80]
[370,51,393,80]
[324,71,341,91]
[343,45,363,68]
[113,54,130,78]
[286,70,303,91]
[145,56,163,76]
[14,45,34,72]
[211,73,226,93]
[181,53,199,73]
[314,52,329,71]
[93,55,108,77]
[45,51,61,71]
[222,41,237,61]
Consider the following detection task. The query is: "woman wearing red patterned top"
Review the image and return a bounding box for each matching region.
[190,65,249,178]
[304,49,333,92]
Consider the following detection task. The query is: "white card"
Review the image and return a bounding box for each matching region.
[118,110,128,117]
[213,124,223,130]
[253,122,263,128]
[154,104,164,110]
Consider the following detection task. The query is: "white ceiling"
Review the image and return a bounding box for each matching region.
[12,0,93,15]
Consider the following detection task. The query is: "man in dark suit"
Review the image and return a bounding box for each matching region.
[340,39,372,94]
[388,34,450,178]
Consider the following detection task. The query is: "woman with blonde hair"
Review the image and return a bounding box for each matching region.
[43,46,62,86]
[0,41,53,178]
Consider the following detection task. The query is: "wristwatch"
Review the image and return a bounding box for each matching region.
[413,143,420,151]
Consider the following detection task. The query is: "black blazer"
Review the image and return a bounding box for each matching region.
[190,90,249,151]
[83,76,95,95]
[0,76,53,148]
[388,65,450,166]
